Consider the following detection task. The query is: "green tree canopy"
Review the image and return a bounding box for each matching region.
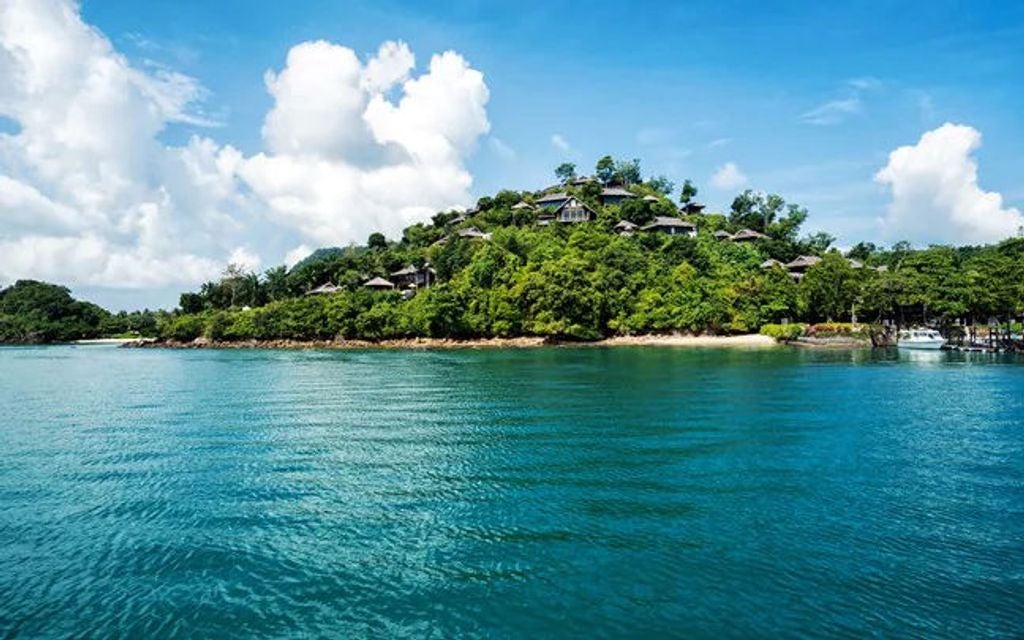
[555,162,577,184]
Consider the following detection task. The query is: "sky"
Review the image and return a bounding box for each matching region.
[1,0,1022,310]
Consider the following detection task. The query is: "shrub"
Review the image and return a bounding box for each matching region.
[205,311,232,341]
[806,322,867,338]
[760,323,806,341]
[164,315,204,341]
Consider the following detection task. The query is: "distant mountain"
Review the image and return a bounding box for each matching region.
[291,247,346,271]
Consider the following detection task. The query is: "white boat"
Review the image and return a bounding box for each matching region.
[897,328,946,350]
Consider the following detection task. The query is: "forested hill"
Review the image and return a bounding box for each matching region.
[0,281,160,344]
[158,157,1024,343]
[4,156,1024,344]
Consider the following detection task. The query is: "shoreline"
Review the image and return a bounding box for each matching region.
[126,334,780,351]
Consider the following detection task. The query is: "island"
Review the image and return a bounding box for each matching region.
[2,156,1023,349]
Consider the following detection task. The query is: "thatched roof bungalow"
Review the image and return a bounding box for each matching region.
[390,264,436,289]
[306,283,341,295]
[599,186,635,205]
[730,229,769,242]
[613,220,638,235]
[641,216,697,236]
[363,277,396,290]
[785,255,822,272]
[536,192,570,209]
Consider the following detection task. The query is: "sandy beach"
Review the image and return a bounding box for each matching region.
[128,334,779,350]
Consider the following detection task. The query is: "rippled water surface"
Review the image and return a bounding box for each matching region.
[1,345,1023,638]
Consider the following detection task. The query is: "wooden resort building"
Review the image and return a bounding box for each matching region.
[390,264,436,289]
[641,216,697,236]
[784,255,821,280]
[679,201,706,215]
[713,229,733,241]
[363,277,396,290]
[535,191,571,209]
[613,220,639,236]
[760,259,784,270]
[306,282,341,295]
[786,255,822,272]
[599,186,636,205]
[539,197,596,224]
[456,226,492,240]
[731,228,769,243]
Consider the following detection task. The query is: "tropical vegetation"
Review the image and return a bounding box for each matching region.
[3,155,1023,345]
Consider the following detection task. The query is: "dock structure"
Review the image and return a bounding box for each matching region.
[875,320,1024,353]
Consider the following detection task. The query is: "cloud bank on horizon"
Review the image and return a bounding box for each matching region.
[0,0,1019,292]
[0,0,488,289]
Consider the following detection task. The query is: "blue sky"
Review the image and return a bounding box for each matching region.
[86,0,1024,225]
[2,1,1023,309]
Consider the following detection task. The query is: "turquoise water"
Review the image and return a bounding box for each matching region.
[1,346,1022,638]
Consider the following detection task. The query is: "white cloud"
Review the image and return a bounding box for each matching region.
[284,244,314,269]
[707,137,732,148]
[360,40,414,93]
[710,162,748,190]
[875,123,1023,245]
[0,0,248,288]
[228,247,262,272]
[800,97,861,126]
[0,0,491,291]
[489,136,515,160]
[241,41,490,245]
[550,133,572,153]
[800,77,880,126]
[847,76,882,91]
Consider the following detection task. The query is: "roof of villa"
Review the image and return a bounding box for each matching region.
[642,216,695,230]
[363,277,395,288]
[786,255,822,269]
[731,228,769,241]
[456,227,492,239]
[306,283,341,295]
[536,191,570,203]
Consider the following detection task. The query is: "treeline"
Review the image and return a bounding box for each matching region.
[159,156,1024,343]
[5,155,1023,345]
[0,280,161,344]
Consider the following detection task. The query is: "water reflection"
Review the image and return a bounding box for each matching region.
[898,348,946,366]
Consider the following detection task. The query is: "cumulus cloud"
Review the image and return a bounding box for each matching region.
[710,162,748,190]
[239,41,489,246]
[0,0,250,288]
[0,0,490,290]
[875,123,1024,245]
